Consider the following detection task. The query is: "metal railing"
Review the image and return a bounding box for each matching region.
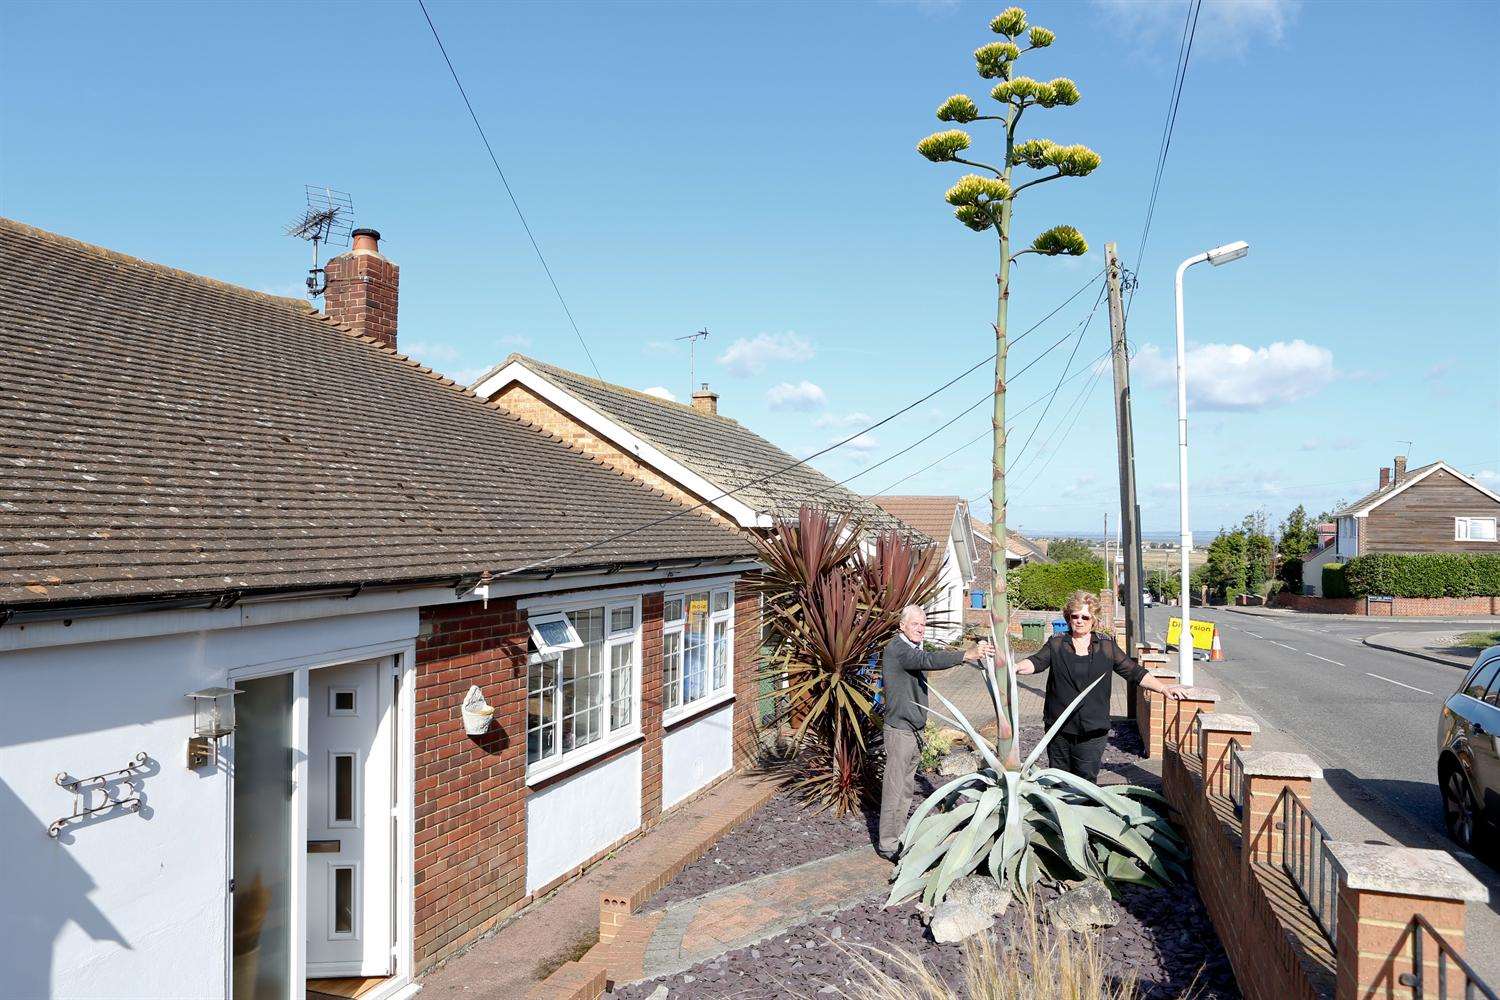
[1189,712,1204,767]
[1400,914,1498,1000]
[1227,738,1245,815]
[1276,787,1339,947]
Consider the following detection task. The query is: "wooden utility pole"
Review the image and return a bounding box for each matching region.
[1105,243,1146,659]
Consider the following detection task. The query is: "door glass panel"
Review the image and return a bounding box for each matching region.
[232,673,293,1000]
[333,753,355,824]
[333,866,355,936]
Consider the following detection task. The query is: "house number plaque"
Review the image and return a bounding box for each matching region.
[49,751,149,839]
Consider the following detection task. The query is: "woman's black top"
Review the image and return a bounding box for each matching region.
[1028,632,1149,737]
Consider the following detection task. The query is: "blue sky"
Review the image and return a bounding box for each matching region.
[4,1,1497,537]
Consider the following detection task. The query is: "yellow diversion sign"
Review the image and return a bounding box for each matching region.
[1166,617,1217,652]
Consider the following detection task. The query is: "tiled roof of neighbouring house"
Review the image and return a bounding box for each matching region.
[1330,462,1445,518]
[494,355,920,538]
[870,495,967,547]
[969,519,1049,582]
[0,218,754,609]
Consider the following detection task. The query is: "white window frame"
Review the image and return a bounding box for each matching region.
[1455,516,1498,542]
[525,595,644,785]
[663,584,735,727]
[529,611,584,657]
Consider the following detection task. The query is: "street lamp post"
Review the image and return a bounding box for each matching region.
[1174,240,1249,686]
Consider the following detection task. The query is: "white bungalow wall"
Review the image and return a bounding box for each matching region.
[524,746,642,894]
[660,702,734,811]
[0,607,416,1000]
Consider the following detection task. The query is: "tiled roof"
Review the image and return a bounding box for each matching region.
[969,519,1049,580]
[498,355,918,537]
[1332,462,1442,517]
[870,496,965,546]
[0,219,754,609]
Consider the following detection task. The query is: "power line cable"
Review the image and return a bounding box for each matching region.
[1004,284,1107,481]
[417,0,604,381]
[1126,0,1202,321]
[490,274,1104,578]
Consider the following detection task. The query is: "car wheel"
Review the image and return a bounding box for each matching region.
[1442,766,1478,850]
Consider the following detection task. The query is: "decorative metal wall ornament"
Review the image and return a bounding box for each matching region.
[49,752,149,839]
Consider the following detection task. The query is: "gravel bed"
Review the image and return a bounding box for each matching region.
[615,879,1238,1000]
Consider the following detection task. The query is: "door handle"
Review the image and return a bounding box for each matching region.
[307,839,341,854]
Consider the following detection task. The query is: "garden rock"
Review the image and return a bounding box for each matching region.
[646,988,669,1000]
[928,898,995,943]
[937,749,981,777]
[936,727,969,749]
[946,875,1011,917]
[1046,881,1122,931]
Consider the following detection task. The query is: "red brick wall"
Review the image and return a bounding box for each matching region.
[323,245,400,349]
[414,599,529,970]
[732,576,763,766]
[640,593,666,825]
[1270,592,1499,616]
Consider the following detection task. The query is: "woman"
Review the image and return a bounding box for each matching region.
[1015,589,1183,781]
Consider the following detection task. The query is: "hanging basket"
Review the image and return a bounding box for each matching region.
[461,685,495,735]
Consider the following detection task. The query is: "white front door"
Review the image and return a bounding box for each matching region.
[307,659,393,977]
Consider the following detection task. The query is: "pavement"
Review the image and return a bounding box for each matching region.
[1143,604,1500,986]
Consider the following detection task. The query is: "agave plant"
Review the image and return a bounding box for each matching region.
[887,677,1187,909]
[753,507,947,816]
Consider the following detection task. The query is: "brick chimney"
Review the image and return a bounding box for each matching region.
[691,382,719,416]
[324,228,399,349]
[1379,467,1391,489]
[1393,455,1407,482]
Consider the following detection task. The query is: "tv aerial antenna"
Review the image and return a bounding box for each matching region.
[676,328,709,395]
[285,185,354,298]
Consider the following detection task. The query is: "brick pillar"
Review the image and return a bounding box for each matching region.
[1136,667,1177,758]
[1238,751,1321,867]
[324,228,400,349]
[639,593,665,827]
[1329,843,1487,1000]
[1196,712,1258,800]
[1163,686,1219,757]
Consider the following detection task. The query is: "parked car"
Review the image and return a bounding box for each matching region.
[1438,645,1500,851]
[1142,590,1154,608]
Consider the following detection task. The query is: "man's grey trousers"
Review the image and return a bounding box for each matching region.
[878,725,921,853]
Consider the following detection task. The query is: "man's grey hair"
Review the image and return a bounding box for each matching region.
[900,605,927,624]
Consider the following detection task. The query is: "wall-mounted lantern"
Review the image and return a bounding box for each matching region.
[186,686,241,768]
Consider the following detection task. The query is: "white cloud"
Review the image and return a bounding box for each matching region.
[1135,339,1334,411]
[645,340,680,356]
[640,386,678,402]
[815,411,873,429]
[1096,0,1300,58]
[840,433,881,453]
[500,334,533,349]
[766,380,827,411]
[1475,470,1500,490]
[1300,435,1357,452]
[716,332,814,377]
[404,341,462,364]
[1061,473,1098,498]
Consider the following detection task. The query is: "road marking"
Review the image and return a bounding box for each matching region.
[1364,673,1432,695]
[1305,653,1344,666]
[1270,641,1297,651]
[1244,631,1264,639]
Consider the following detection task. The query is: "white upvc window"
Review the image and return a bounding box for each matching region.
[1456,516,1499,542]
[663,585,734,722]
[527,596,642,778]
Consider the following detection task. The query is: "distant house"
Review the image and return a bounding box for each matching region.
[1331,456,1500,560]
[870,496,977,641]
[964,519,1050,629]
[470,357,915,539]
[0,219,763,1000]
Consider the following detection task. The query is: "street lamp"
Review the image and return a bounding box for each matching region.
[1174,240,1249,686]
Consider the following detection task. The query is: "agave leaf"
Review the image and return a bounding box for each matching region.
[905,798,980,862]
[899,771,995,848]
[1110,783,1171,806]
[1021,674,1105,772]
[1022,786,1093,875]
[929,686,1004,773]
[927,784,1004,905]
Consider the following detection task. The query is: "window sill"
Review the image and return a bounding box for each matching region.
[525,727,644,788]
[663,690,735,730]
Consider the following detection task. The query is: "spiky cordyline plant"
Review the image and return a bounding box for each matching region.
[918,7,1101,765]
[886,676,1186,909]
[753,507,947,816]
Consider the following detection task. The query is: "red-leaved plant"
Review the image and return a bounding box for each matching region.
[752,507,948,816]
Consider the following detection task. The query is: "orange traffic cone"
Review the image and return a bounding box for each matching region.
[1209,629,1224,662]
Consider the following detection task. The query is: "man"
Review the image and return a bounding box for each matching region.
[876,605,995,860]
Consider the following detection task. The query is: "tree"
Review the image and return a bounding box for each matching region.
[1044,537,1101,565]
[917,6,1099,764]
[1241,512,1273,594]
[1204,529,1248,603]
[1277,504,1320,560]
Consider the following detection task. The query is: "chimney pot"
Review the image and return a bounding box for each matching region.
[324,227,399,349]
[691,382,720,417]
[1379,467,1391,489]
[1393,455,1408,482]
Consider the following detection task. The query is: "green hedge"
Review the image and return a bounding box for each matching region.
[1342,553,1500,598]
[1280,558,1304,592]
[1009,560,1107,611]
[1322,562,1351,599]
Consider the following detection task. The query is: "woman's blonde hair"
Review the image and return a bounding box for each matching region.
[1063,589,1101,624]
